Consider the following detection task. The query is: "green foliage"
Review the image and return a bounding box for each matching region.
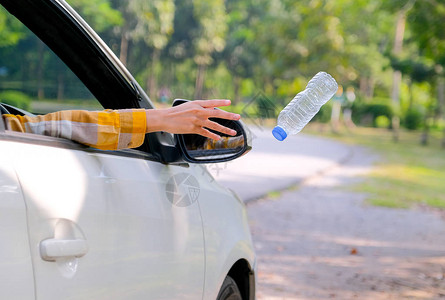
[256,95,277,119]
[169,59,197,99]
[204,63,234,100]
[127,0,175,49]
[313,103,332,124]
[223,102,250,116]
[0,90,31,110]
[193,0,227,66]
[239,79,256,99]
[390,56,436,84]
[407,1,445,66]
[375,115,391,128]
[403,108,424,130]
[0,7,27,47]
[67,0,122,31]
[352,100,393,127]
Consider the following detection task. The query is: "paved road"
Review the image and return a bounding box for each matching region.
[218,129,445,299]
[208,126,352,202]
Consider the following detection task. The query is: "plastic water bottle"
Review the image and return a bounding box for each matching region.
[272,72,338,141]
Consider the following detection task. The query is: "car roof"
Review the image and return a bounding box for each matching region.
[0,0,153,110]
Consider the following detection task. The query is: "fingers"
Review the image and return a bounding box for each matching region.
[203,120,237,136]
[171,99,241,140]
[194,99,232,108]
[195,101,239,137]
[208,109,241,121]
[190,99,241,122]
[197,127,221,141]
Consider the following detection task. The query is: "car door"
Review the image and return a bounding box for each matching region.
[0,1,205,298]
[6,138,205,300]
[0,124,35,299]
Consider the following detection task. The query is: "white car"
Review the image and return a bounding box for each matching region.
[0,0,256,299]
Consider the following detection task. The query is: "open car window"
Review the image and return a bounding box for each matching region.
[0,5,102,116]
[0,1,157,159]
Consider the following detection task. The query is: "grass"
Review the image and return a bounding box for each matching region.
[267,190,282,199]
[305,123,445,209]
[264,184,300,201]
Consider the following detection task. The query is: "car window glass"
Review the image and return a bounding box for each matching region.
[0,5,102,116]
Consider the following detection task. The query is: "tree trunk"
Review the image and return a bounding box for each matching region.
[439,75,445,149]
[119,26,129,66]
[420,130,429,146]
[359,77,375,99]
[37,40,45,100]
[391,12,406,102]
[392,116,400,142]
[368,77,375,99]
[57,72,65,101]
[391,11,407,143]
[146,49,160,101]
[408,79,414,110]
[194,64,206,100]
[442,128,445,149]
[233,76,241,104]
[438,76,445,119]
[391,1,415,142]
[359,77,368,98]
[391,70,402,143]
[420,115,429,146]
[331,101,342,133]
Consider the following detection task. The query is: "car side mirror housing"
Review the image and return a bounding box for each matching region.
[173,99,252,164]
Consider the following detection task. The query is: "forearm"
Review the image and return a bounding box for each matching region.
[3,109,147,150]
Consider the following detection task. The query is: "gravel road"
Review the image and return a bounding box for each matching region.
[247,145,445,299]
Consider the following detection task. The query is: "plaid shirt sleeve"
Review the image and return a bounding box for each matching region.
[2,109,147,150]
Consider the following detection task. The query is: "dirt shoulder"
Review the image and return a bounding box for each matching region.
[248,145,445,299]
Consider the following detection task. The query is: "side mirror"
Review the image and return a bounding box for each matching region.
[173,99,252,163]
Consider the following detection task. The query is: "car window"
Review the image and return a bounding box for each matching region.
[0,5,102,116]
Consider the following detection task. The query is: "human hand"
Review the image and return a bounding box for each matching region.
[146,99,241,140]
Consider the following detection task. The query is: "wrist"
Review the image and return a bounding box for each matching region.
[145,109,165,133]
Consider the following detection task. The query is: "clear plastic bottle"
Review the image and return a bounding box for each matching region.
[272,71,338,141]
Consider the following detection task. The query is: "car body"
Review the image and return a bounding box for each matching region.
[0,0,256,299]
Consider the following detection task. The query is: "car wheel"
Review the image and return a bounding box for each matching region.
[216,275,243,300]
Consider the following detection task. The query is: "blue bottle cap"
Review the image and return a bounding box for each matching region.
[272,126,287,141]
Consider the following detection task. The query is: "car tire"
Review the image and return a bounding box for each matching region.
[216,275,243,300]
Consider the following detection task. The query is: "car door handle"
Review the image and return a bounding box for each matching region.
[40,238,88,261]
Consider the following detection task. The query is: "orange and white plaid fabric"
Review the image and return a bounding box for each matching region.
[3,109,147,150]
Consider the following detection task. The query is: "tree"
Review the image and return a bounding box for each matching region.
[0,6,27,47]
[334,0,393,98]
[388,0,415,141]
[407,0,445,121]
[383,0,445,143]
[220,0,260,103]
[67,0,122,32]
[126,0,175,99]
[192,0,227,99]
[405,0,445,146]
